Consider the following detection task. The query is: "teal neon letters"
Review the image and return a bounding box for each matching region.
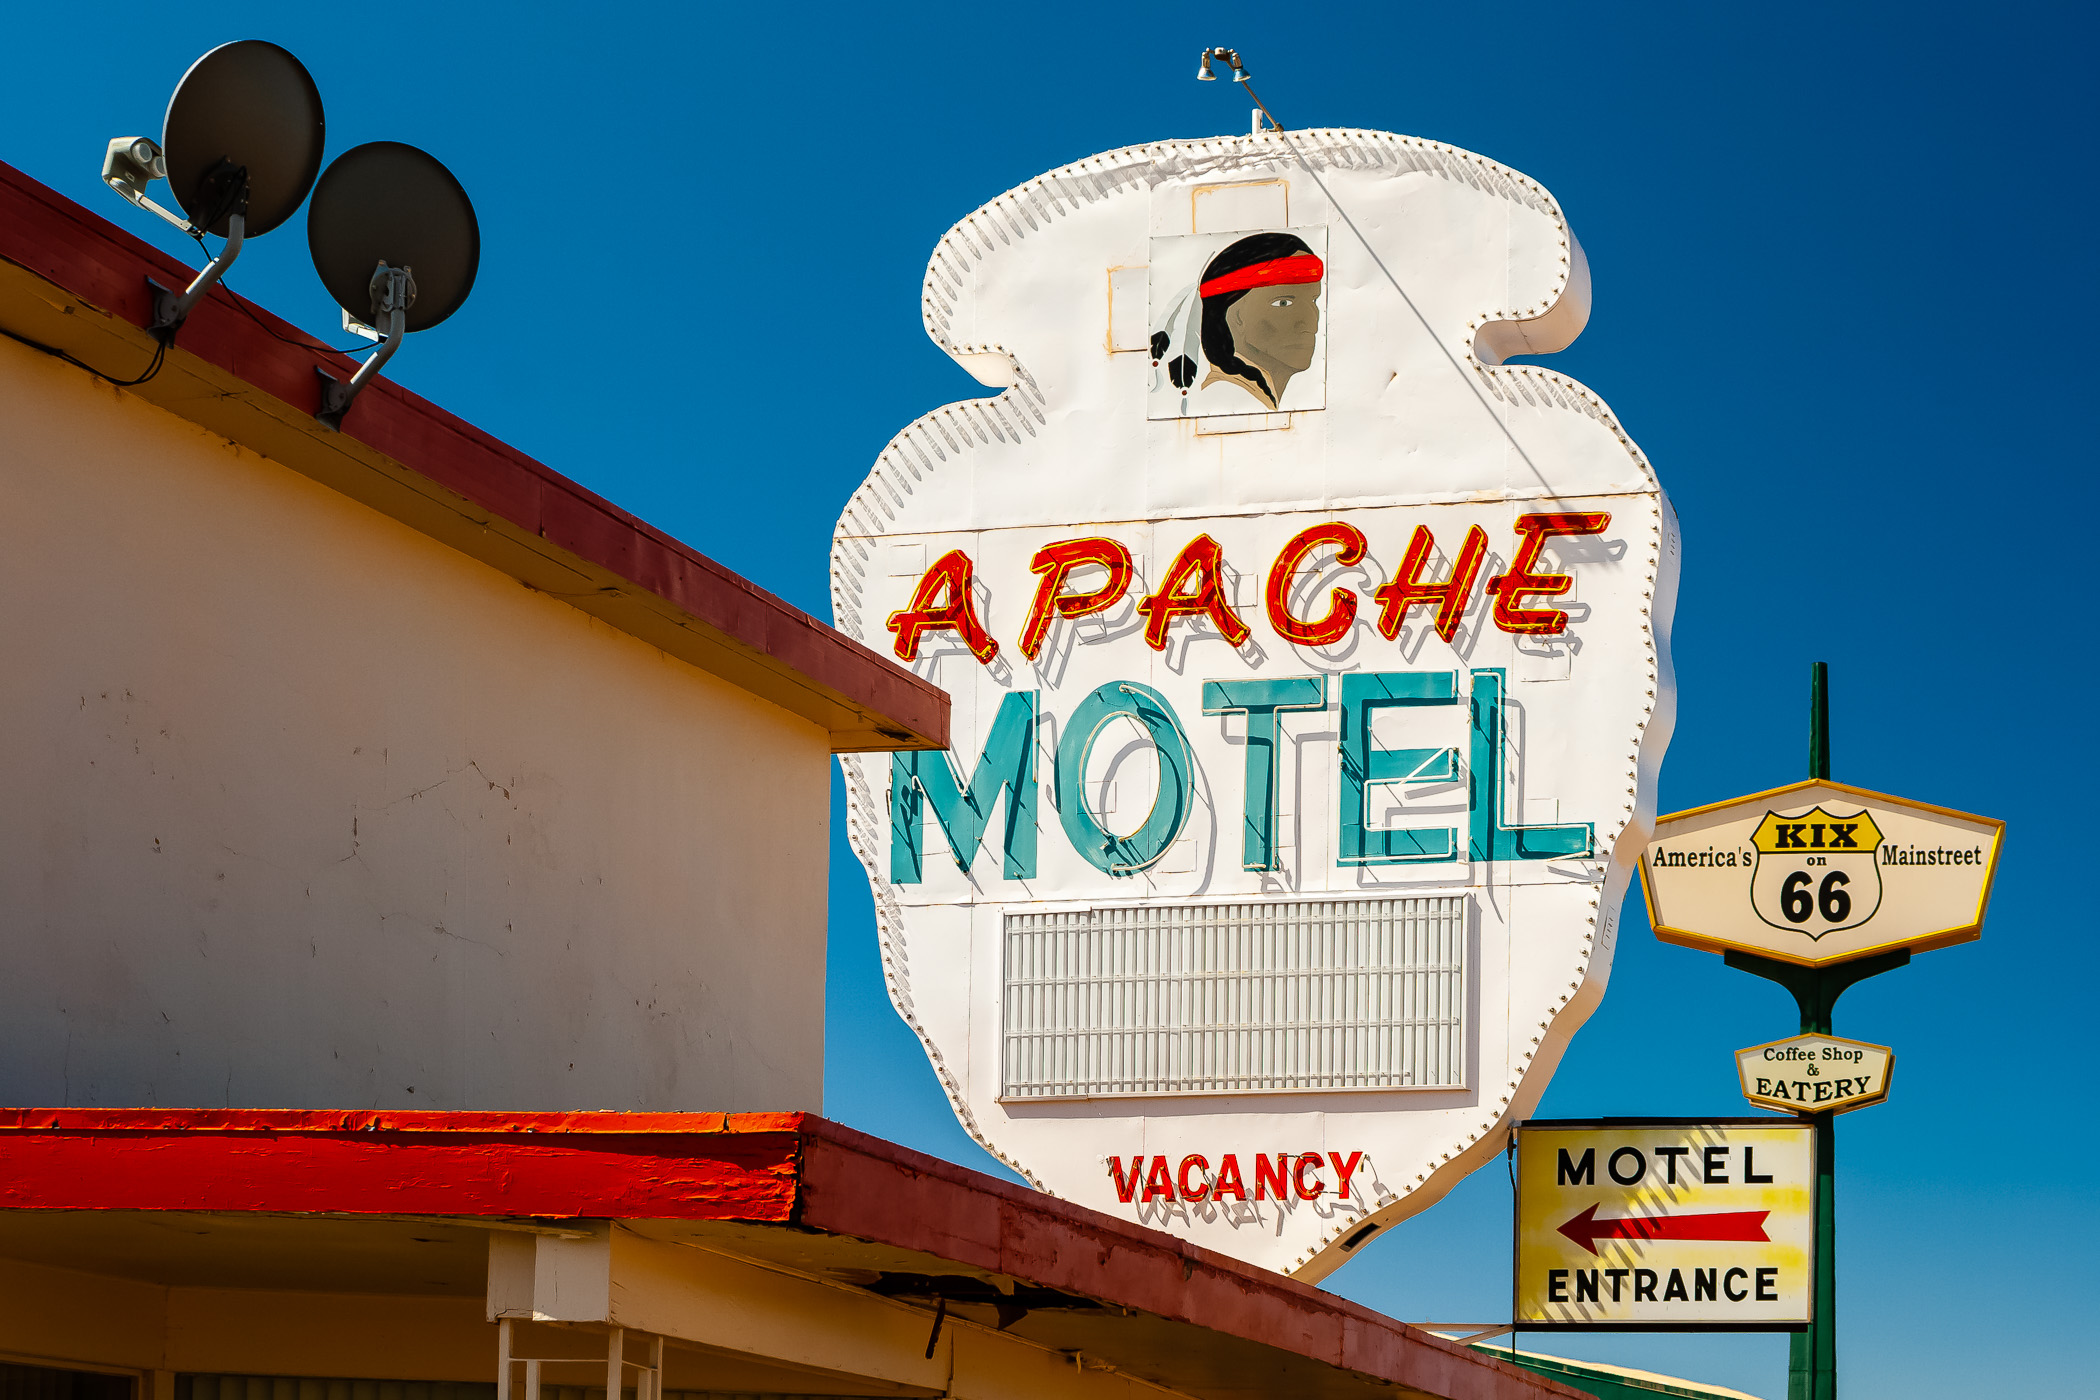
[1336,669,1593,865]
[1057,681,1195,877]
[888,670,1588,883]
[1467,668,1592,862]
[1204,676,1327,871]
[1337,671,1461,864]
[890,689,1037,882]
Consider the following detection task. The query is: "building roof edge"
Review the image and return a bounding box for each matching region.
[0,1108,1584,1400]
[0,159,945,753]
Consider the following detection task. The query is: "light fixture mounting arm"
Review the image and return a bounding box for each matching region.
[102,136,194,234]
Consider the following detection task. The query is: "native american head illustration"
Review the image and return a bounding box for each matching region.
[1151,230,1325,414]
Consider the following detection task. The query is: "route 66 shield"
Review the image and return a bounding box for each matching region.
[1749,806,1884,937]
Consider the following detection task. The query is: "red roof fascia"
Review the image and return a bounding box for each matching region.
[0,1108,801,1220]
[0,160,944,752]
[0,1109,1576,1400]
[796,1116,1555,1396]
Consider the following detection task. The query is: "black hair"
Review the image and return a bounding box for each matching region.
[1199,231,1316,401]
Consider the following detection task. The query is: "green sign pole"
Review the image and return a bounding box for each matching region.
[1721,663,1906,1400]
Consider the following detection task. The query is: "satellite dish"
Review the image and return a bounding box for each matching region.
[308,142,479,333]
[101,40,325,346]
[161,40,325,237]
[306,142,480,428]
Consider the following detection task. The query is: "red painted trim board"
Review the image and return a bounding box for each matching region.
[0,1109,802,1220]
[0,1110,1582,1400]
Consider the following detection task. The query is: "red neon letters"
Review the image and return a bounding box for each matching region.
[890,513,1614,666]
[1485,512,1611,635]
[1108,1151,1367,1204]
[1018,536,1134,659]
[1137,534,1251,651]
[1266,522,1367,647]
[887,548,999,662]
[1375,524,1489,642]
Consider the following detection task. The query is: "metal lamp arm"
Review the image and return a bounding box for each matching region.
[102,136,193,235]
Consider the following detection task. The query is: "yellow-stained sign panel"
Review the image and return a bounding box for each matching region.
[1515,1121,1815,1330]
[1641,779,2003,966]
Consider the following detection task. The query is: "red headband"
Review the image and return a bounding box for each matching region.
[1199,252,1324,299]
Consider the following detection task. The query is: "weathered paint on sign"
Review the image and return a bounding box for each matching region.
[832,130,1680,1279]
[1734,1034,1892,1115]
[1515,1121,1815,1330]
[1641,779,2003,967]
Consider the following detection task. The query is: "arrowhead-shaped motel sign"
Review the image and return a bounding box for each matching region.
[833,131,1680,1279]
[1640,779,2003,966]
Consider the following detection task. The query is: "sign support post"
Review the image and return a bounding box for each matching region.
[1718,664,1904,1400]
[1640,668,2000,1398]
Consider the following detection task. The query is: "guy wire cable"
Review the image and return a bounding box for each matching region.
[1227,71,1556,490]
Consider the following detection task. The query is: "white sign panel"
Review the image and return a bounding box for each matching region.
[1735,1033,1893,1114]
[1642,780,2003,966]
[831,129,1679,1278]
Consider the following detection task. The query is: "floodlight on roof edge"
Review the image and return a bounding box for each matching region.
[103,40,325,344]
[305,141,480,430]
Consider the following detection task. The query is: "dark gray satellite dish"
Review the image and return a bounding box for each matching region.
[162,40,325,237]
[306,142,480,428]
[308,142,479,333]
[102,40,325,345]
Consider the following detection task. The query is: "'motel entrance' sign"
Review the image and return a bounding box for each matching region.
[831,130,1680,1279]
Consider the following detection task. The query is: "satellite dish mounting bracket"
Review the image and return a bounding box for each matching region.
[147,163,251,345]
[147,209,245,344]
[315,262,416,430]
[106,137,251,345]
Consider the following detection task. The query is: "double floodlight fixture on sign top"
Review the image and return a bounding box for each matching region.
[1194,47,1282,135]
[102,41,480,429]
[1195,47,1249,83]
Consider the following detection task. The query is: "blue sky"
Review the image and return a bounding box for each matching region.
[5,4,2092,1396]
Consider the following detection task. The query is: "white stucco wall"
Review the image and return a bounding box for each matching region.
[0,339,829,1113]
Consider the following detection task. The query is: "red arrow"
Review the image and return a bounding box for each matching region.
[1556,1204,1771,1256]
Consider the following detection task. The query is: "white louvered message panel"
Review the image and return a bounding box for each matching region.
[1001,896,1466,1099]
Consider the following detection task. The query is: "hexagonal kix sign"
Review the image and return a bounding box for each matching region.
[1640,780,2003,966]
